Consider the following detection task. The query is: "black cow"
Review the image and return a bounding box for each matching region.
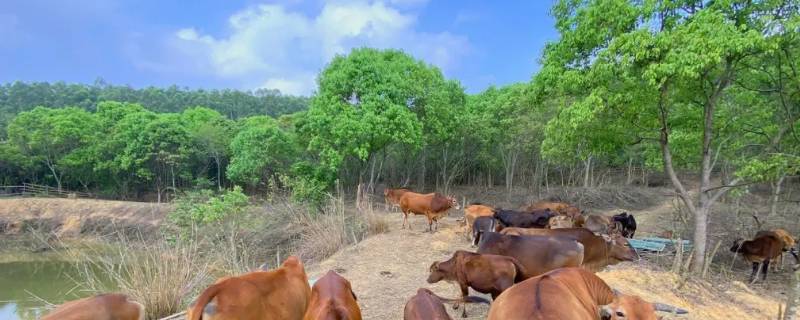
[493,208,553,229]
[612,212,637,238]
[472,216,497,246]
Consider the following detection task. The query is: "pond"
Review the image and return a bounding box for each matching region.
[0,248,115,320]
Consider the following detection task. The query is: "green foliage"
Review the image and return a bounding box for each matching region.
[167,186,249,230]
[227,116,297,186]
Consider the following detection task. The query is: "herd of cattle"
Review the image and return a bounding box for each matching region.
[37,188,800,319]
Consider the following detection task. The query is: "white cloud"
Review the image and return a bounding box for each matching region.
[142,0,469,95]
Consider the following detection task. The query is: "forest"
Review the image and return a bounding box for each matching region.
[1,0,799,273]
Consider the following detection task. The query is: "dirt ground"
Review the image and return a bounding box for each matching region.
[305,210,789,320]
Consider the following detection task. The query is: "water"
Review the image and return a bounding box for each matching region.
[0,259,98,320]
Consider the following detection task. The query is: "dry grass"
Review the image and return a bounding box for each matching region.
[66,237,212,319]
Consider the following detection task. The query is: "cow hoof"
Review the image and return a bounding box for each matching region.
[452,304,459,310]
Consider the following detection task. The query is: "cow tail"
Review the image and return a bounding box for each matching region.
[188,284,222,320]
[509,257,528,282]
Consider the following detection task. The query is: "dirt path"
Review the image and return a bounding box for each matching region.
[306,210,786,320]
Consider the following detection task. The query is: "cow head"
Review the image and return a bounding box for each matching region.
[729,238,744,253]
[448,196,460,210]
[601,293,688,320]
[426,262,448,284]
[604,234,638,262]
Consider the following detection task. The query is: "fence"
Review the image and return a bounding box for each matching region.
[0,183,93,199]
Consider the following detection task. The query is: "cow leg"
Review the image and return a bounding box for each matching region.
[762,260,770,281]
[749,262,759,283]
[459,285,470,318]
[402,211,408,229]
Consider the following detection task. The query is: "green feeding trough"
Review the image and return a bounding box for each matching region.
[628,237,693,253]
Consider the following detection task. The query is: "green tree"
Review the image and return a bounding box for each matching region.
[7,107,99,191]
[536,0,799,271]
[301,48,459,196]
[181,107,234,191]
[227,116,297,188]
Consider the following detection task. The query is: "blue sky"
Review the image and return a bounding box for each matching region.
[0,0,558,95]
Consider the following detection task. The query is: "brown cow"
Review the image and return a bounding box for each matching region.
[188,256,311,320]
[583,214,614,234]
[463,203,495,233]
[403,288,489,320]
[427,250,527,317]
[399,192,460,232]
[384,188,411,211]
[732,231,792,283]
[525,201,583,219]
[499,227,637,271]
[547,215,574,229]
[41,293,145,320]
[303,270,361,320]
[477,232,584,279]
[488,268,687,320]
[758,228,798,271]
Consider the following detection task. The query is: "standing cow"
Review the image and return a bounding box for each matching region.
[399,192,460,232]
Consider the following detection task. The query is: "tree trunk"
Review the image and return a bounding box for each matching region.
[771,174,787,218]
[45,157,62,192]
[214,153,222,191]
[583,155,593,188]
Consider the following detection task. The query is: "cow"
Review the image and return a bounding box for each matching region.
[524,201,583,219]
[399,192,460,232]
[463,203,495,234]
[403,288,489,320]
[384,188,411,212]
[471,216,497,246]
[477,231,584,279]
[427,250,527,318]
[303,270,361,320]
[583,214,613,234]
[41,293,145,320]
[757,228,798,271]
[730,232,790,283]
[499,227,637,271]
[493,208,553,229]
[487,268,687,320]
[188,256,311,320]
[611,212,637,238]
[547,215,574,229]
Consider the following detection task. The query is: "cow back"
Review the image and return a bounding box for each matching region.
[477,232,583,279]
[303,271,361,320]
[403,289,453,320]
[488,268,614,320]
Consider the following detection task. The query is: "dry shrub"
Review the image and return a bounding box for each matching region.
[363,211,390,235]
[539,186,660,210]
[68,237,212,319]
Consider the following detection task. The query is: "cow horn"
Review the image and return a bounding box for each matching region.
[652,302,689,314]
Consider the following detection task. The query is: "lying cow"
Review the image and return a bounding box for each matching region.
[488,268,688,320]
[499,227,637,271]
[400,192,460,232]
[731,231,796,283]
[463,203,495,234]
[427,250,527,317]
[612,212,637,238]
[41,293,145,320]
[471,216,497,246]
[303,270,361,320]
[477,231,584,279]
[524,201,583,219]
[493,208,553,229]
[403,288,489,320]
[188,256,311,320]
[384,188,411,212]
